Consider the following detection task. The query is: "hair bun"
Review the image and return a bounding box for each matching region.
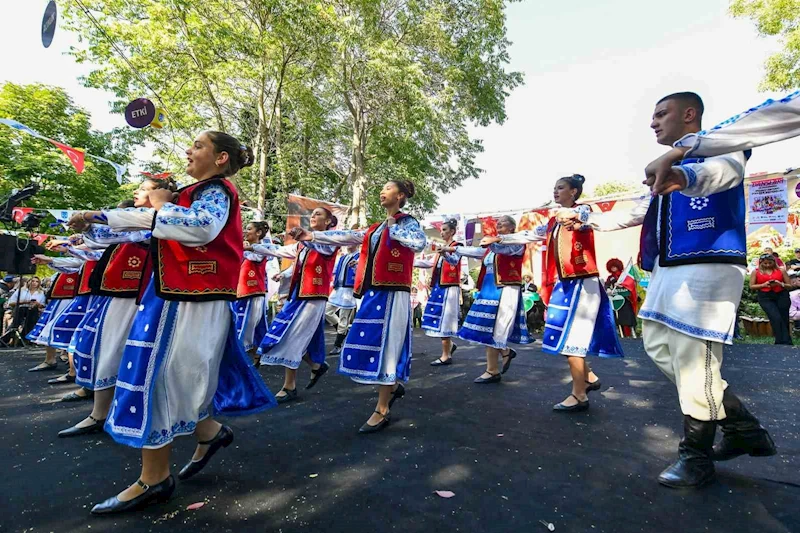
[239,146,255,169]
[572,174,586,184]
[403,180,416,198]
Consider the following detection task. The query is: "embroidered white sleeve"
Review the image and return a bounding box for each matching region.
[312,230,366,246]
[67,246,105,261]
[454,246,488,259]
[243,251,265,262]
[389,218,427,252]
[105,207,156,232]
[304,241,338,256]
[490,243,525,256]
[50,257,84,273]
[498,230,545,244]
[678,152,747,198]
[84,224,151,246]
[152,183,230,247]
[250,243,299,260]
[414,256,435,269]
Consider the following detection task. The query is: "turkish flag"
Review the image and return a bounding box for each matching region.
[596,200,617,212]
[50,140,85,174]
[33,234,51,245]
[141,171,173,179]
[12,207,34,224]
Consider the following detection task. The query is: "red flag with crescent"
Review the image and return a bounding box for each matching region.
[50,140,85,174]
[12,207,34,224]
[596,200,617,212]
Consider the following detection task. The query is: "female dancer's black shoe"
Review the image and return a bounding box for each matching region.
[178,425,234,481]
[276,387,298,403]
[58,415,105,438]
[91,475,175,515]
[585,379,602,392]
[474,372,501,384]
[501,349,517,374]
[359,411,391,434]
[306,362,330,389]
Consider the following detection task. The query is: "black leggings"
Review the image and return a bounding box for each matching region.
[757,290,793,345]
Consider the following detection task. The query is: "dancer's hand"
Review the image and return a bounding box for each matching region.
[147,189,177,210]
[291,227,313,242]
[68,234,84,246]
[479,236,501,247]
[644,147,690,195]
[271,273,282,282]
[46,240,69,253]
[31,254,53,265]
[67,212,90,232]
[556,210,582,231]
[243,242,253,251]
[387,216,397,227]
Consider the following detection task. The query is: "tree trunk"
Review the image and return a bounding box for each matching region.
[348,119,368,228]
[256,84,270,212]
[275,96,285,190]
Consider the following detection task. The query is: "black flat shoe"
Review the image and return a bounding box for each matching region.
[178,425,234,481]
[48,373,76,385]
[450,343,458,356]
[501,349,517,374]
[388,383,405,408]
[276,387,298,404]
[59,415,106,438]
[585,379,602,392]
[430,357,453,366]
[329,346,342,355]
[359,410,391,434]
[553,394,589,412]
[91,475,175,515]
[474,372,501,384]
[28,361,58,372]
[61,390,93,402]
[306,362,329,390]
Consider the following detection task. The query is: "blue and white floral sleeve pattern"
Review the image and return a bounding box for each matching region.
[677,152,747,199]
[312,229,367,247]
[153,183,230,247]
[67,246,105,262]
[251,243,299,260]
[243,251,265,263]
[489,243,525,256]
[304,241,338,256]
[454,246,488,259]
[84,224,151,246]
[499,230,545,245]
[389,217,426,252]
[105,207,156,232]
[50,257,84,273]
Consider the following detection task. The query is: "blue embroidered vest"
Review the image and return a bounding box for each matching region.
[333,252,359,289]
[640,157,747,271]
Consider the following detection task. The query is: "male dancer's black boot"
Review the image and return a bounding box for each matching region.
[712,389,776,461]
[329,333,346,355]
[658,416,716,488]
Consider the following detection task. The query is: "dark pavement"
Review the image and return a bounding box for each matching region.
[1,331,798,533]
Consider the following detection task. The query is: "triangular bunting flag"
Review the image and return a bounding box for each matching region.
[50,140,85,174]
[12,207,34,224]
[596,200,617,212]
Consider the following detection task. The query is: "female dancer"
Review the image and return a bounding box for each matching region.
[26,257,83,372]
[234,221,271,365]
[415,218,462,366]
[249,208,338,401]
[57,177,175,437]
[292,180,426,433]
[325,242,360,355]
[69,131,275,515]
[443,215,532,383]
[483,175,622,411]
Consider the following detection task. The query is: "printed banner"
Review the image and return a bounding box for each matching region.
[285,194,349,232]
[747,177,788,236]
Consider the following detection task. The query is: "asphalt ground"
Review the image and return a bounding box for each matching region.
[1,330,798,533]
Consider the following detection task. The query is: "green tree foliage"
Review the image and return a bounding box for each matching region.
[61,0,521,228]
[590,180,642,198]
[0,82,138,213]
[730,0,800,90]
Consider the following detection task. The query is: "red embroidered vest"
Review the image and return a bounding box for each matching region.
[237,257,267,298]
[49,272,78,299]
[541,215,599,305]
[476,249,523,290]
[77,260,99,296]
[90,242,149,298]
[354,213,416,297]
[289,246,336,300]
[430,241,462,289]
[153,177,243,302]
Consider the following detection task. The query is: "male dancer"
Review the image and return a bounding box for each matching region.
[562,92,776,488]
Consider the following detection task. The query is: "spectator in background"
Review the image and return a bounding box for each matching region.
[750,253,793,345]
[764,247,785,268]
[410,287,422,328]
[460,271,475,325]
[789,289,800,333]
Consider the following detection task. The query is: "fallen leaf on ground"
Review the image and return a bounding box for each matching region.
[309,473,319,478]
[186,502,205,511]
[434,490,455,498]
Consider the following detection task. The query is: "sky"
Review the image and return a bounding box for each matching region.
[2,0,798,215]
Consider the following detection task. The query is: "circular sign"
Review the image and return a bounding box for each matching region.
[125,99,156,128]
[41,1,58,48]
[795,181,800,199]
